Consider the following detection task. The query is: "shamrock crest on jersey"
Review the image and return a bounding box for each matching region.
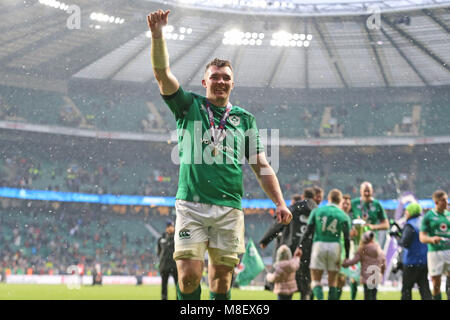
[228,115,241,126]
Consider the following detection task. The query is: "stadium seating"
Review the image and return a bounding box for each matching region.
[0,202,160,275]
[2,85,447,139]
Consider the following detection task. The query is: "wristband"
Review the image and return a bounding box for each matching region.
[151,37,169,69]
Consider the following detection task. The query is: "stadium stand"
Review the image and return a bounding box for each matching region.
[2,85,448,140]
[0,200,164,276]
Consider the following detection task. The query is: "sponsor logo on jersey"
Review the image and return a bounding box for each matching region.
[362,212,369,220]
[439,223,448,232]
[179,229,191,240]
[201,138,233,153]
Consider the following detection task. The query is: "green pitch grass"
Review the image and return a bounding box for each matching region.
[0,284,445,300]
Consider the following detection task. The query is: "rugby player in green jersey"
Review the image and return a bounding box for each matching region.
[351,181,389,231]
[295,189,351,300]
[147,9,292,300]
[419,190,450,300]
[337,194,359,300]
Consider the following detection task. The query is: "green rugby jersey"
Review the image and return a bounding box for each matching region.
[420,209,450,252]
[351,198,387,225]
[308,204,351,243]
[162,87,263,210]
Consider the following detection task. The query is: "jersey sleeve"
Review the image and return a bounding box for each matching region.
[377,202,388,221]
[350,199,360,218]
[420,212,431,233]
[346,215,352,229]
[245,115,264,160]
[161,86,193,120]
[307,208,316,226]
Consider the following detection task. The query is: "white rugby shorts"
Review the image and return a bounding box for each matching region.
[310,241,342,272]
[427,249,450,277]
[173,199,246,262]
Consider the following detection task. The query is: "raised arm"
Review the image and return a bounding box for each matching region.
[250,152,292,225]
[147,9,179,95]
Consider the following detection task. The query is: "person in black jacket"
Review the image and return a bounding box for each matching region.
[290,186,323,300]
[259,193,303,291]
[157,220,178,300]
[260,186,323,300]
[259,194,303,263]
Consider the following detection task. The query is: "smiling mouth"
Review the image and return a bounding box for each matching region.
[214,87,227,94]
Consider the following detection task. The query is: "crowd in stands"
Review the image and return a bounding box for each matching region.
[0,198,276,277]
[2,138,449,201]
[1,85,449,138]
[0,199,163,277]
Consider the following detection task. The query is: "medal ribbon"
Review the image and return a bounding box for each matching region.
[204,99,232,150]
[360,198,373,221]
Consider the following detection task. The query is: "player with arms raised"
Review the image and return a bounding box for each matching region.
[147,9,292,300]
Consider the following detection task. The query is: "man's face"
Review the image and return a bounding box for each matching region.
[341,198,351,213]
[360,184,373,200]
[166,225,174,234]
[436,195,448,212]
[313,192,323,205]
[202,65,234,104]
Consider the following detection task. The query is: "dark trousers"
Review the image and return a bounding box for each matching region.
[296,259,312,300]
[278,294,293,300]
[363,284,378,300]
[401,265,432,300]
[161,270,178,300]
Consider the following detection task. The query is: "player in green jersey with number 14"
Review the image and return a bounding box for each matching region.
[147,9,292,301]
[295,189,351,300]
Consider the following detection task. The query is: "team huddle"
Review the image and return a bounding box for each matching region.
[147,9,449,300]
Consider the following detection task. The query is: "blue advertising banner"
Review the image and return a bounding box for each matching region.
[0,187,436,209]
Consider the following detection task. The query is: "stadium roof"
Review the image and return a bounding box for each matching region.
[148,0,450,16]
[0,0,448,91]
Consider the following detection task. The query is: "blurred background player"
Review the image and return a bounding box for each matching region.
[147,9,292,300]
[295,189,350,300]
[419,190,450,300]
[342,231,386,300]
[265,244,300,300]
[157,220,178,300]
[398,203,432,300]
[337,194,359,300]
[351,182,389,243]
